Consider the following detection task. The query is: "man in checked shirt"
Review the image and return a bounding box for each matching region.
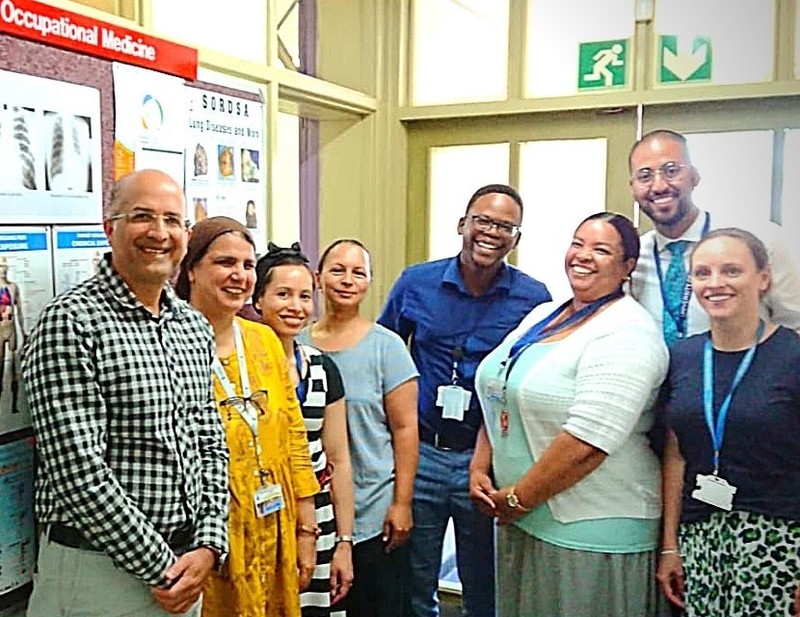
[22,169,229,616]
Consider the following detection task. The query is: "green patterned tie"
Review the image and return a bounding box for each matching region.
[663,241,689,346]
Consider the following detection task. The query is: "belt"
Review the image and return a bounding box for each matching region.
[419,426,475,452]
[48,523,194,554]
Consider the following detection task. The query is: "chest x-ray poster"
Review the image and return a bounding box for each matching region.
[0,69,101,224]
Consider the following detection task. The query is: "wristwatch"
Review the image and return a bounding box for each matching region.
[506,486,530,512]
[335,534,354,545]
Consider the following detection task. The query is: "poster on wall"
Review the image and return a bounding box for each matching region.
[112,63,186,182]
[0,437,36,597]
[0,69,102,224]
[0,228,53,433]
[53,226,109,295]
[184,86,266,252]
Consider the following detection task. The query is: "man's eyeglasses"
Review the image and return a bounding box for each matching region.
[219,390,269,420]
[631,162,689,187]
[109,209,190,231]
[470,215,520,238]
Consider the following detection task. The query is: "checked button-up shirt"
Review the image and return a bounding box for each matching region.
[22,256,229,585]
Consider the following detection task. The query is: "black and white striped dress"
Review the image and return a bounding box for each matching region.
[297,344,346,617]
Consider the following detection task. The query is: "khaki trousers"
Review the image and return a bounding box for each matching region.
[26,536,201,617]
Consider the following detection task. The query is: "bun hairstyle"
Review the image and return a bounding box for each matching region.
[253,241,313,307]
[175,216,254,301]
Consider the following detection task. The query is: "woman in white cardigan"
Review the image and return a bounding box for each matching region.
[470,212,669,617]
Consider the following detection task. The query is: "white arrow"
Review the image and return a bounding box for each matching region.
[663,39,708,80]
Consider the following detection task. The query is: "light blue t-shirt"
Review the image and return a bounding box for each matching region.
[298,324,419,543]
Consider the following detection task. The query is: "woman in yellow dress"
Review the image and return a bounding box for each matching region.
[175,217,319,617]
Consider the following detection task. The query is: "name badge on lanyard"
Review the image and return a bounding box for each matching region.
[691,319,763,511]
[493,290,623,437]
[436,346,470,422]
[212,322,284,517]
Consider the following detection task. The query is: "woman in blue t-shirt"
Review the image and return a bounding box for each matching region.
[298,239,419,617]
[659,228,800,617]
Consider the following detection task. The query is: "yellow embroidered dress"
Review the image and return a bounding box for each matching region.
[203,318,319,617]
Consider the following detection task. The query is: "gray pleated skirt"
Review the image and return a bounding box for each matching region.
[496,524,670,617]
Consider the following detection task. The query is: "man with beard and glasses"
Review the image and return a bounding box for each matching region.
[379,184,550,617]
[629,129,800,346]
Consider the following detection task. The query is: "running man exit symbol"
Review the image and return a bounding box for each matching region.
[578,39,628,90]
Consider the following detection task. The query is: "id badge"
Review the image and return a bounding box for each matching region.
[436,385,471,421]
[254,483,285,518]
[691,474,737,511]
[485,378,505,404]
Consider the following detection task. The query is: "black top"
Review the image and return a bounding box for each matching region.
[665,326,800,523]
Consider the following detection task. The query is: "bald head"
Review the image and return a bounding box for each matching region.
[106,169,185,220]
[628,129,692,172]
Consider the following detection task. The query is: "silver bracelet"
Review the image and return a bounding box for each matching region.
[335,534,354,544]
[659,548,680,556]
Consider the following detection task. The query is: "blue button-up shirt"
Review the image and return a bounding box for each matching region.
[378,256,551,442]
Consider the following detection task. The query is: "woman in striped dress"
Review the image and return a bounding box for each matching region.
[254,242,355,616]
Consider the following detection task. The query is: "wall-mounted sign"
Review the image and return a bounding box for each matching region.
[658,35,712,84]
[578,39,628,90]
[0,0,198,80]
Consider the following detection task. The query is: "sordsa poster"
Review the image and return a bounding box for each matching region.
[184,86,266,252]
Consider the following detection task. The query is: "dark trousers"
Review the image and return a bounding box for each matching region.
[333,533,409,617]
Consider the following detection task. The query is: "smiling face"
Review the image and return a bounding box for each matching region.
[565,219,636,304]
[458,192,521,271]
[104,170,188,293]
[317,241,371,310]
[690,235,770,323]
[188,232,256,321]
[629,134,701,236]
[255,264,314,340]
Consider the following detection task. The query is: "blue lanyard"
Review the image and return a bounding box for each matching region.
[702,319,764,474]
[653,212,711,339]
[294,343,308,403]
[501,290,623,389]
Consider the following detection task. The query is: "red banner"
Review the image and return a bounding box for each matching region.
[0,0,197,80]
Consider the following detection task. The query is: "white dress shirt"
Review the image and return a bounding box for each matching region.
[631,209,800,337]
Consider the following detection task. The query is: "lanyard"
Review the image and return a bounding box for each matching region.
[294,343,308,403]
[211,321,258,437]
[702,319,764,474]
[653,212,711,339]
[500,290,623,392]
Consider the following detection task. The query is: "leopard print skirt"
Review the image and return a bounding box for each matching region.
[680,510,800,616]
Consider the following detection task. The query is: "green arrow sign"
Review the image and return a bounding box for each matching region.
[578,39,628,90]
[659,35,712,83]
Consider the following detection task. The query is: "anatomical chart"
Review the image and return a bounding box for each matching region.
[0,228,53,433]
[0,69,102,224]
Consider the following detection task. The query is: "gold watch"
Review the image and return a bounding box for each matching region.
[506,486,530,512]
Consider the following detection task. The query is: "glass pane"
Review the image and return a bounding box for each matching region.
[411,0,509,105]
[781,130,800,267]
[150,0,267,64]
[655,0,774,85]
[276,0,301,70]
[428,144,510,260]
[525,0,633,98]
[684,131,773,231]
[517,138,607,302]
[274,112,301,245]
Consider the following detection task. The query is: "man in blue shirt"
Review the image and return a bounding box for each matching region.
[379,184,551,617]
